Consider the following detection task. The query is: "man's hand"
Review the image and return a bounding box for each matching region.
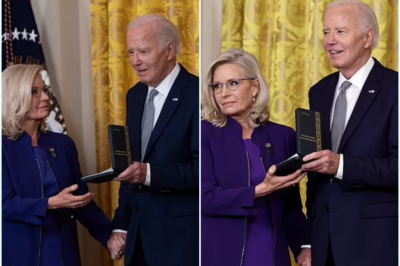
[114,162,147,183]
[302,150,340,175]
[297,248,311,266]
[107,232,127,260]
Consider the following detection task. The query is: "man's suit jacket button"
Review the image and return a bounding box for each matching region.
[71,215,74,219]
[325,206,329,212]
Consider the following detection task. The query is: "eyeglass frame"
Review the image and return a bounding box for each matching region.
[31,85,52,98]
[208,78,257,94]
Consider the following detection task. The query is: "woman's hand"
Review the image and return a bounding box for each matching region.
[47,184,94,209]
[255,165,307,198]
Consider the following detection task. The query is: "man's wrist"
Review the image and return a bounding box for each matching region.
[334,154,344,179]
[144,163,151,186]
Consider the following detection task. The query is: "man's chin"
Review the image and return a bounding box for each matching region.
[328,59,342,70]
[138,77,150,84]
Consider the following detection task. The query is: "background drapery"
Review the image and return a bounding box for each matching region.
[91,0,199,265]
[221,0,398,264]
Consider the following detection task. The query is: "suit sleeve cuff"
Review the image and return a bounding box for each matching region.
[144,163,151,186]
[301,245,311,248]
[335,154,344,180]
[112,229,127,233]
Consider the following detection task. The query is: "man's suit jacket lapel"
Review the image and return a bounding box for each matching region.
[338,59,383,152]
[143,65,188,159]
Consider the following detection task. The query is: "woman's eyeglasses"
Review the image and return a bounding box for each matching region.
[31,86,52,98]
[209,78,256,94]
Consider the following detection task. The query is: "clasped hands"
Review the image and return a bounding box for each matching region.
[108,162,146,260]
[107,232,127,260]
[297,248,312,266]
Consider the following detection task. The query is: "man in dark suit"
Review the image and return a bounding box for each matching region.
[107,14,199,266]
[299,1,398,266]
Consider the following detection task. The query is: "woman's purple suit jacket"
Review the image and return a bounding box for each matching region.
[2,132,111,266]
[201,117,308,266]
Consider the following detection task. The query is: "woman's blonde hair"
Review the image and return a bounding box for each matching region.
[201,48,270,128]
[2,64,47,139]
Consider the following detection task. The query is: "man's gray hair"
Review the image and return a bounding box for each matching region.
[326,0,379,49]
[128,14,181,54]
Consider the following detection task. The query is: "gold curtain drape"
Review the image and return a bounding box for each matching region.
[221,0,398,265]
[90,0,199,265]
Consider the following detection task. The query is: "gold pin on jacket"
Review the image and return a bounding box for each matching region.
[265,143,273,154]
[49,148,57,158]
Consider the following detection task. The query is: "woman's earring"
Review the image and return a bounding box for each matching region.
[252,96,256,102]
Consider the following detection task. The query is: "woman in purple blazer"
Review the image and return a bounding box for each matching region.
[201,48,311,266]
[2,64,111,266]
